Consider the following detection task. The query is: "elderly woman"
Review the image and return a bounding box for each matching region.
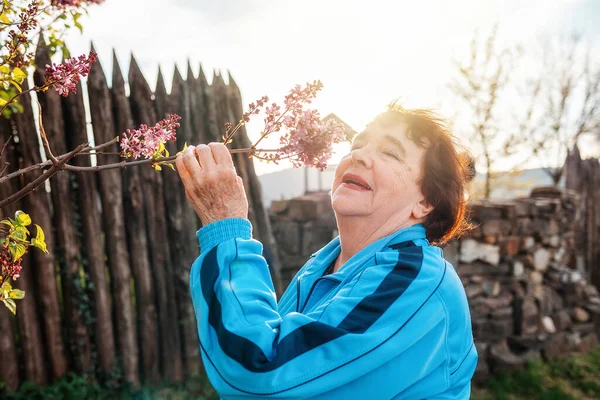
[176,106,477,399]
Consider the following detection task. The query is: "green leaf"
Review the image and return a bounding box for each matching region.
[73,13,83,34]
[9,288,25,300]
[176,142,188,156]
[0,65,10,74]
[34,224,45,243]
[31,238,48,253]
[166,163,176,171]
[1,281,11,296]
[12,67,25,83]
[1,219,14,229]
[0,13,10,25]
[11,243,25,262]
[12,227,27,241]
[15,211,31,227]
[10,80,22,93]
[0,98,7,106]
[3,299,16,315]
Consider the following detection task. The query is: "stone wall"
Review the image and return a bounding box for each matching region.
[269,187,600,382]
[270,191,338,288]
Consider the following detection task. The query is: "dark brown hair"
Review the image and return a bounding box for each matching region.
[369,105,473,245]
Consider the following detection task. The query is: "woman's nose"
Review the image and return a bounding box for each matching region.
[350,146,373,169]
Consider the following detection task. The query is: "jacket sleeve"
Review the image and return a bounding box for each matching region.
[191,218,451,398]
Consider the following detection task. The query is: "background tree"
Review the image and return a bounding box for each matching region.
[450,26,521,199]
[519,34,600,185]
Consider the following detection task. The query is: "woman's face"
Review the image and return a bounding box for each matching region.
[331,122,430,226]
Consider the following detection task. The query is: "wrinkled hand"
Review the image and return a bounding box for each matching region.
[175,143,248,225]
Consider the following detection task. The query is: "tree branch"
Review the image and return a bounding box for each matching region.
[0,143,87,208]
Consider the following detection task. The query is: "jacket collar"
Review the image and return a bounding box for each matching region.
[305,223,429,281]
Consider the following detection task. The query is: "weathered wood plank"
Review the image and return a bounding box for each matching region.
[61,77,116,375]
[12,79,68,380]
[34,42,91,374]
[1,118,47,385]
[0,120,22,390]
[153,67,184,381]
[169,65,202,376]
[110,51,158,386]
[87,49,139,387]
[0,307,18,390]
[128,55,183,381]
[197,65,219,143]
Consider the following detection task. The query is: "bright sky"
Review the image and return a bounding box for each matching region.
[63,0,600,175]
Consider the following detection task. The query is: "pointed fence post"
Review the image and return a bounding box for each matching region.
[87,49,139,388]
[128,55,185,381]
[12,79,68,381]
[61,76,117,376]
[0,120,23,391]
[153,66,186,381]
[34,41,91,375]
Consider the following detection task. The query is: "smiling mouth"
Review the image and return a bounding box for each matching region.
[343,179,371,190]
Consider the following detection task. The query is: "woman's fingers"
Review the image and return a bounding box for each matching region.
[175,152,190,181]
[181,145,202,179]
[175,142,249,224]
[208,142,235,168]
[195,144,216,169]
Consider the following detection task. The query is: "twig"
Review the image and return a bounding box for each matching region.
[0,85,44,116]
[0,143,87,208]
[37,103,59,164]
[63,147,278,172]
[0,137,118,184]
[252,108,292,150]
[0,135,12,159]
[0,158,54,183]
[0,162,9,177]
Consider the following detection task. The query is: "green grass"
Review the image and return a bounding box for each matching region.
[472,346,600,400]
[0,372,218,400]
[3,347,600,399]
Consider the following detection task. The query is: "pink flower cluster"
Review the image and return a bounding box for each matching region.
[277,111,345,170]
[51,0,105,7]
[242,96,269,123]
[120,114,181,159]
[45,50,98,96]
[240,81,345,170]
[4,2,39,68]
[1,244,23,283]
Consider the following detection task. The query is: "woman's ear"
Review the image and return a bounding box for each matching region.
[412,198,434,220]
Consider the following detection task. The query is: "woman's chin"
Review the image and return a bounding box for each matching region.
[331,197,370,217]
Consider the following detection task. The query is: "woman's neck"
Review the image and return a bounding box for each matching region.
[333,213,416,272]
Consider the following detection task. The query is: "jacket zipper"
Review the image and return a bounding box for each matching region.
[299,276,339,313]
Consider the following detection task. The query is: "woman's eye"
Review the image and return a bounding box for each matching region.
[384,151,400,160]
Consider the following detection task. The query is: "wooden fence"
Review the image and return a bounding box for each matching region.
[0,42,282,391]
[565,145,600,290]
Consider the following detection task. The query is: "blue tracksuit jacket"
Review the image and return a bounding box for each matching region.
[190,219,477,399]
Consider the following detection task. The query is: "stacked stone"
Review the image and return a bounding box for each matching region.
[459,187,600,382]
[269,192,338,288]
